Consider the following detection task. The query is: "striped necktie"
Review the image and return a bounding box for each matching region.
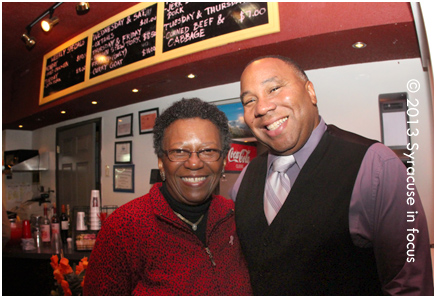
[264,155,296,224]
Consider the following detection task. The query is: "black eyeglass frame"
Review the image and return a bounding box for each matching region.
[161,149,223,162]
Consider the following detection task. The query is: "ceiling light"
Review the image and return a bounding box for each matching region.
[132,89,139,93]
[352,42,367,49]
[18,125,23,128]
[76,2,90,14]
[21,33,36,49]
[41,16,59,32]
[187,73,196,79]
[91,101,98,105]
[21,2,63,49]
[61,111,66,114]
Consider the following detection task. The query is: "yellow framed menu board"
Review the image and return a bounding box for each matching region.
[39,2,280,105]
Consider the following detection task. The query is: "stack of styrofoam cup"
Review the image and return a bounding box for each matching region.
[89,190,101,230]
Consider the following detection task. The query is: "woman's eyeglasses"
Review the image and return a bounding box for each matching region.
[162,149,223,162]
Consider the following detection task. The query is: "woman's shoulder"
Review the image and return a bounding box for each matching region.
[212,194,235,210]
[106,193,154,224]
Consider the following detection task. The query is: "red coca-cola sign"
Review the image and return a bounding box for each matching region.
[225,142,257,172]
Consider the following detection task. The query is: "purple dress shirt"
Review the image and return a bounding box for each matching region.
[230,117,433,295]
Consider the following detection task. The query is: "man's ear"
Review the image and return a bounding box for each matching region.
[306,81,318,106]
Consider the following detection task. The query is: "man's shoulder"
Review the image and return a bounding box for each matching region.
[365,142,402,164]
[326,124,378,147]
[325,124,399,164]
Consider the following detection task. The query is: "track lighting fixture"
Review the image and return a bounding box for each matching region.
[21,2,91,49]
[76,2,90,15]
[21,2,63,49]
[21,33,36,49]
[41,16,59,32]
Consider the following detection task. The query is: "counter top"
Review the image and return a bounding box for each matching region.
[3,242,90,296]
[3,242,91,260]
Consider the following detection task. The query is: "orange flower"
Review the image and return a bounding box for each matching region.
[59,257,73,275]
[80,257,88,269]
[64,288,72,296]
[75,257,89,274]
[50,255,59,270]
[75,263,84,275]
[49,255,86,295]
[81,276,85,288]
[53,269,64,284]
[61,280,72,296]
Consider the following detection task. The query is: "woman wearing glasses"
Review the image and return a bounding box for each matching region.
[84,98,252,295]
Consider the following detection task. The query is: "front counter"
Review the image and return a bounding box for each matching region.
[3,243,91,296]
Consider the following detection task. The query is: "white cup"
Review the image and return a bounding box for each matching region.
[76,212,87,231]
[90,190,100,208]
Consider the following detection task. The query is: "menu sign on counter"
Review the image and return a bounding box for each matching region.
[163,2,269,52]
[42,37,88,98]
[90,3,157,79]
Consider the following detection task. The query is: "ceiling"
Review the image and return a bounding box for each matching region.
[2,2,422,131]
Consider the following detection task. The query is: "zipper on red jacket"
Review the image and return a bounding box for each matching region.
[207,209,234,238]
[203,209,233,268]
[159,209,234,267]
[204,247,216,267]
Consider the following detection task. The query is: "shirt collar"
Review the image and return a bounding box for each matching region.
[267,116,327,171]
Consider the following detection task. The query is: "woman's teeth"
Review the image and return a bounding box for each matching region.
[182,177,206,183]
[266,117,288,131]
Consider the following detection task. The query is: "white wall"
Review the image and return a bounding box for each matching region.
[5,58,433,242]
[2,130,33,151]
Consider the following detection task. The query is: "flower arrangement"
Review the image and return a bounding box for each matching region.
[50,255,88,296]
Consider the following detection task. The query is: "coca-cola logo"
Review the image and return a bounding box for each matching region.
[227,147,251,164]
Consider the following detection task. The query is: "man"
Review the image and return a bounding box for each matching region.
[231,55,433,295]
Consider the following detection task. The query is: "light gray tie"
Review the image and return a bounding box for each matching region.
[264,155,296,224]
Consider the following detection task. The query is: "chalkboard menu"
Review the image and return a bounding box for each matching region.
[43,37,88,98]
[90,3,157,79]
[163,2,269,52]
[40,2,279,105]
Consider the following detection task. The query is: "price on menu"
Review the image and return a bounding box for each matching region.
[90,3,157,79]
[42,37,88,98]
[163,2,269,52]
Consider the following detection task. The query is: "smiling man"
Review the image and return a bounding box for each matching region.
[231,55,433,295]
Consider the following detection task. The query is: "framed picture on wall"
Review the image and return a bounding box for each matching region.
[213,98,255,141]
[116,113,133,138]
[139,108,159,134]
[113,165,134,193]
[114,141,132,164]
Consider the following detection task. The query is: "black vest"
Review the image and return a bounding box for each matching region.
[235,125,382,295]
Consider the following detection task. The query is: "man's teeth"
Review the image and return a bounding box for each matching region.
[182,177,206,183]
[266,117,288,131]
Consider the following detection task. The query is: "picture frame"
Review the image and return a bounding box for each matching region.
[139,108,159,134]
[213,98,255,142]
[114,141,132,164]
[113,165,134,193]
[116,113,133,138]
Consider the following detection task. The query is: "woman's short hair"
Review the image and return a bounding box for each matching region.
[153,98,231,157]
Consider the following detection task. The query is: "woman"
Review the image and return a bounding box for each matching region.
[83,98,252,295]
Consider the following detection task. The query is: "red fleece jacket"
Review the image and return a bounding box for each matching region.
[83,183,252,295]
